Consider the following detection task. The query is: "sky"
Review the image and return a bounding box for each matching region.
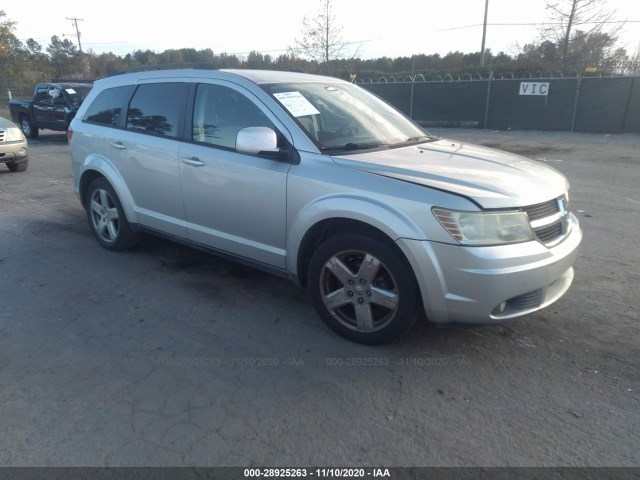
[5,0,640,60]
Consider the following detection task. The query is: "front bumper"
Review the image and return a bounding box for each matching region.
[0,142,29,164]
[398,213,582,325]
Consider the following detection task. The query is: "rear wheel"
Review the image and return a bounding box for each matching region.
[85,178,139,251]
[308,233,418,344]
[20,116,38,139]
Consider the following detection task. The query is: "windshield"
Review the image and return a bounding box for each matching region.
[262,82,432,152]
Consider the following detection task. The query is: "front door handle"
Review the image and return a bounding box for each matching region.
[182,156,205,167]
[110,142,126,150]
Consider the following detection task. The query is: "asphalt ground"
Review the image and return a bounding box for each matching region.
[0,128,638,467]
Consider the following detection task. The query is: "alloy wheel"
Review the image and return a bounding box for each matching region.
[319,249,400,333]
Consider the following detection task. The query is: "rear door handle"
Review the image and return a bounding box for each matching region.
[110,142,126,150]
[182,156,205,167]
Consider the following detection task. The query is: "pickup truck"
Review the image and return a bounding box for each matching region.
[9,82,92,139]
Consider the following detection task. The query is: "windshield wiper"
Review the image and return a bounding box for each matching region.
[320,143,387,152]
[401,135,438,144]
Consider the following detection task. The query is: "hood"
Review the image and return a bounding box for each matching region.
[332,139,569,209]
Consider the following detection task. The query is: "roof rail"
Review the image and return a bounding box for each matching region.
[106,63,219,77]
[51,78,94,84]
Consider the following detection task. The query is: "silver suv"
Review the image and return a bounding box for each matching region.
[69,69,582,344]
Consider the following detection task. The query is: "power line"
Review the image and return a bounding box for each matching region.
[439,19,638,32]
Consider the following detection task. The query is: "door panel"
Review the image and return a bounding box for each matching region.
[179,143,289,267]
[106,82,190,238]
[108,130,187,238]
[179,82,290,268]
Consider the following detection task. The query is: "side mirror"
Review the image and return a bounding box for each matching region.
[236,127,282,156]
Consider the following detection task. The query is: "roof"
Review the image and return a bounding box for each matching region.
[102,66,346,86]
[219,69,344,85]
[39,82,93,90]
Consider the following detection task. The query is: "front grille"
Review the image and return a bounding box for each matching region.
[0,129,5,143]
[507,289,542,310]
[535,222,563,243]
[522,199,560,221]
[522,196,567,245]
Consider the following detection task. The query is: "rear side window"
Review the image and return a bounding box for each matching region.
[83,85,135,126]
[126,83,187,138]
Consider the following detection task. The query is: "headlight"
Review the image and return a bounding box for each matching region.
[433,208,535,246]
[5,127,25,142]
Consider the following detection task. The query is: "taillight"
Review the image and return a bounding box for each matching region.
[67,126,73,141]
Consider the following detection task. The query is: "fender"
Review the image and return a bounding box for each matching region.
[286,193,428,276]
[79,154,138,224]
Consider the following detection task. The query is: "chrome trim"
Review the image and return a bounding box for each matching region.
[530,211,565,229]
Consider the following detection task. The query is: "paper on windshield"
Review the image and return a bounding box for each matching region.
[273,92,320,117]
[65,88,77,94]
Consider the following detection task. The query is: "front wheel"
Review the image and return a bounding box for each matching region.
[6,160,28,172]
[20,116,38,139]
[85,178,139,251]
[308,233,418,344]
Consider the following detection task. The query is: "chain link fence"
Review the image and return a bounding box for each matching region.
[3,73,638,133]
[360,74,640,134]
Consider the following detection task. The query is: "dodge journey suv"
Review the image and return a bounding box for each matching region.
[69,69,582,344]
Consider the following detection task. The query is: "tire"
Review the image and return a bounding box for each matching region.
[308,233,418,345]
[85,177,139,251]
[20,116,38,139]
[7,160,28,172]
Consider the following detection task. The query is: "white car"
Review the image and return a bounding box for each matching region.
[69,69,582,344]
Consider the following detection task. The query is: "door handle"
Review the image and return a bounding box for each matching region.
[182,156,205,167]
[110,142,126,150]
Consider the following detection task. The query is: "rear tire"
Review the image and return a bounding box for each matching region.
[308,233,418,345]
[85,178,139,251]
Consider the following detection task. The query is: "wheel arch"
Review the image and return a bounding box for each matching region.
[78,157,138,224]
[289,196,426,287]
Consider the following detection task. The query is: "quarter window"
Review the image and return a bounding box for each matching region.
[126,83,187,138]
[192,84,274,149]
[83,85,135,126]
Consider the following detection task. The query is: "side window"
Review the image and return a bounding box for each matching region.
[126,83,187,138]
[34,87,50,104]
[83,85,135,127]
[192,84,274,149]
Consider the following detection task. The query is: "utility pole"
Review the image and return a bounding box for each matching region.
[480,0,489,67]
[66,16,85,78]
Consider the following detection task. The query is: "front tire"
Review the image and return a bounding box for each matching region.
[308,233,418,345]
[85,178,139,251]
[20,116,38,139]
[7,160,28,172]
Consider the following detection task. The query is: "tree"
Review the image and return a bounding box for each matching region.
[0,10,33,79]
[47,35,79,77]
[294,0,349,73]
[539,0,624,73]
[245,51,273,69]
[0,10,18,61]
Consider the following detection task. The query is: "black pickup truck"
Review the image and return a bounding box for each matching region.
[9,82,92,138]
